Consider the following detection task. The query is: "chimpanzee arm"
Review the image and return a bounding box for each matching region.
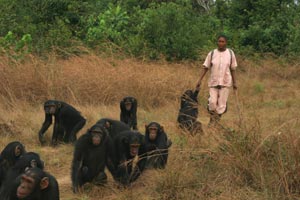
[38,114,52,136]
[0,174,20,200]
[114,134,130,164]
[132,114,138,130]
[105,137,116,177]
[193,89,200,101]
[71,137,86,193]
[129,147,147,183]
[51,118,63,146]
[113,136,129,183]
[132,100,138,130]
[120,102,126,122]
[156,132,169,149]
[38,114,52,145]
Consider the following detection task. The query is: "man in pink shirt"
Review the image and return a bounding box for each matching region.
[196,35,238,126]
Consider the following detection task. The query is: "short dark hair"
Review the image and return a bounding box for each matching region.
[217,34,228,41]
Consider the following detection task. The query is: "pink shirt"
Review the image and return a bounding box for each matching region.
[203,48,237,87]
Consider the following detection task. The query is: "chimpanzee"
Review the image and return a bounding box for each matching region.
[0,141,26,187]
[96,118,130,139]
[177,87,203,135]
[0,167,59,200]
[0,152,45,198]
[145,122,172,169]
[3,152,44,182]
[120,97,138,130]
[113,130,146,185]
[38,100,86,146]
[71,124,115,193]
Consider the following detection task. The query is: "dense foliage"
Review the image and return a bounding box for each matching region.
[0,0,299,60]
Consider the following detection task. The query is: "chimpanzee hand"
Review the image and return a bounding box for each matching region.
[39,132,46,145]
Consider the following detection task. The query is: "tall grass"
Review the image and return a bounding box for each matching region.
[0,54,299,199]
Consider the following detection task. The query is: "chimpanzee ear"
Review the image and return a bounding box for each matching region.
[145,124,148,130]
[40,177,49,190]
[105,121,111,128]
[160,126,164,132]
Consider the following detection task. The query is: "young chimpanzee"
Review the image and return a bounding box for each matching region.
[96,118,131,139]
[145,122,172,169]
[38,100,86,146]
[71,124,115,193]
[113,130,146,185]
[0,141,26,187]
[177,87,203,135]
[2,152,44,183]
[0,152,45,198]
[0,167,59,200]
[120,97,138,130]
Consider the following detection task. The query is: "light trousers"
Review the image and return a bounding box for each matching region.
[208,86,230,115]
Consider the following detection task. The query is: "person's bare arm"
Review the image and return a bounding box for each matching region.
[196,68,208,88]
[230,69,237,90]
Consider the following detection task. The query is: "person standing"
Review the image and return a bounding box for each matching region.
[196,35,238,125]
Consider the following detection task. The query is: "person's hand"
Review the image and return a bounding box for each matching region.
[196,80,201,88]
[233,83,238,90]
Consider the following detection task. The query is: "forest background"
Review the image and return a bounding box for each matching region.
[1,0,300,60]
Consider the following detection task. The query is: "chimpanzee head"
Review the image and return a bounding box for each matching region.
[16,167,49,199]
[44,100,61,115]
[127,132,144,157]
[145,122,163,141]
[88,125,107,146]
[124,98,133,111]
[121,97,137,112]
[1,141,26,164]
[15,152,45,172]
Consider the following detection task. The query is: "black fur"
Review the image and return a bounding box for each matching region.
[145,122,171,169]
[0,167,59,200]
[0,142,26,187]
[71,124,115,193]
[177,89,203,135]
[38,100,86,145]
[113,130,146,185]
[0,152,44,198]
[96,118,130,139]
[120,97,138,130]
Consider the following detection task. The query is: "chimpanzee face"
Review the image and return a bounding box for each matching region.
[130,143,140,157]
[17,168,49,199]
[44,105,56,115]
[129,136,141,157]
[148,125,158,141]
[17,173,36,199]
[90,126,104,146]
[125,102,132,111]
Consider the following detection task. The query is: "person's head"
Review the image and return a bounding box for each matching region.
[217,35,227,51]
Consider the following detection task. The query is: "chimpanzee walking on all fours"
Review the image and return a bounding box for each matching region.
[38,100,86,146]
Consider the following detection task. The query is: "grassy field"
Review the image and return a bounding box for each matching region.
[0,54,300,200]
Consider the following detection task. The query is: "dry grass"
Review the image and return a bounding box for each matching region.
[0,54,300,200]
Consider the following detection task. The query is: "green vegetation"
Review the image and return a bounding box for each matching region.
[0,0,299,60]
